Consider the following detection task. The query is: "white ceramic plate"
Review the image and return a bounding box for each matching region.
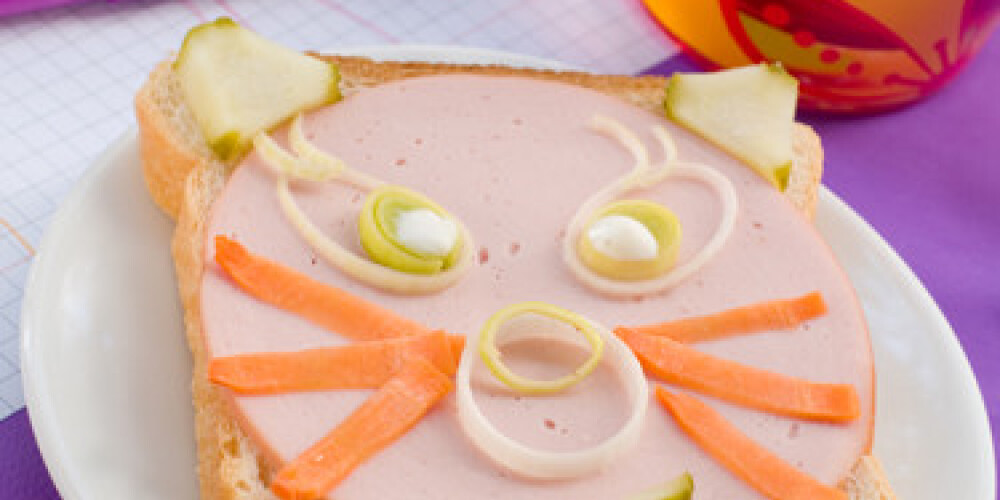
[21,46,994,500]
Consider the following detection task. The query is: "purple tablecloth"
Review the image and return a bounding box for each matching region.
[1,30,996,500]
[0,411,59,499]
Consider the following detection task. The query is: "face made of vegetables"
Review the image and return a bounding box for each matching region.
[204,115,861,500]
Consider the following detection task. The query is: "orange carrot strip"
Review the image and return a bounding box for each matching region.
[214,236,432,341]
[623,292,827,343]
[209,331,462,394]
[271,357,453,500]
[617,328,859,422]
[655,387,847,500]
[448,335,466,364]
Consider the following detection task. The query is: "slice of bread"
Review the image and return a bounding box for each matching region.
[135,54,894,500]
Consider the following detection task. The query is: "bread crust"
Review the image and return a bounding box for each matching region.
[136,54,892,500]
[136,55,823,221]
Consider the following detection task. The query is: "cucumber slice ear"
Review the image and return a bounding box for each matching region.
[174,17,341,161]
[664,63,798,190]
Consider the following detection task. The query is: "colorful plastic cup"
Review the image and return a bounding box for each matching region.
[644,0,1000,113]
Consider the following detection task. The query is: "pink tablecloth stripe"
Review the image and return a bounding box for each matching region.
[0,0,95,17]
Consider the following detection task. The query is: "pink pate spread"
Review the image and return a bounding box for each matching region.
[201,74,874,499]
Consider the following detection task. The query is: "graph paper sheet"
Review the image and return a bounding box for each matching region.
[0,0,677,420]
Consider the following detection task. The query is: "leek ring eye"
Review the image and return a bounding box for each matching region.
[358,185,463,275]
[478,301,605,394]
[577,199,681,281]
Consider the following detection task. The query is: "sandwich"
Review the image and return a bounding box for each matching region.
[135,18,896,500]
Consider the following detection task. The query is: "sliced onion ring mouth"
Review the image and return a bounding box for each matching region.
[456,303,649,479]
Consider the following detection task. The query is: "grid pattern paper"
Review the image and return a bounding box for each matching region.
[0,0,678,420]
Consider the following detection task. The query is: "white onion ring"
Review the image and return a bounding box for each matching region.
[455,313,649,479]
[253,116,478,295]
[287,114,385,189]
[253,130,340,182]
[562,116,738,297]
[274,176,476,295]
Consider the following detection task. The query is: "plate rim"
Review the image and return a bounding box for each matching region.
[19,44,995,500]
[21,128,140,500]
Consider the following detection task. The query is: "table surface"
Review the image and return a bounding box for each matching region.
[0,1,996,498]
